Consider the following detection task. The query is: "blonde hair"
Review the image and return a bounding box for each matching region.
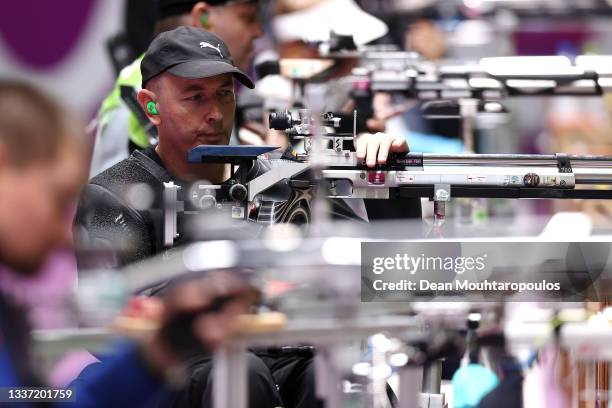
[0,81,85,166]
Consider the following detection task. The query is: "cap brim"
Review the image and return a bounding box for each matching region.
[167,60,255,89]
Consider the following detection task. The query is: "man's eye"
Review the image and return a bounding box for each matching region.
[186,94,202,101]
[218,90,234,98]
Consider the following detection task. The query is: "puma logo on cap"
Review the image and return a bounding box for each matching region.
[200,41,223,58]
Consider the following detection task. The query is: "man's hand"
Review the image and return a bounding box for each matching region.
[355,132,409,168]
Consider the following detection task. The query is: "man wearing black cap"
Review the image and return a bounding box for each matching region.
[137,26,257,185]
[75,26,408,408]
[77,27,301,408]
[90,0,263,177]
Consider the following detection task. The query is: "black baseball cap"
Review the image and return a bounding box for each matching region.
[141,26,255,89]
[156,0,259,19]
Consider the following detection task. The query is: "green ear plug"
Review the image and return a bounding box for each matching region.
[200,13,209,27]
[146,101,158,115]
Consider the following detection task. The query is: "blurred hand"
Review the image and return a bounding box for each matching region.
[264,129,289,150]
[343,92,412,133]
[113,296,164,335]
[368,92,414,132]
[120,296,164,321]
[355,132,409,168]
[238,122,288,150]
[138,272,257,373]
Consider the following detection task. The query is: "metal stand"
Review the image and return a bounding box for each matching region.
[421,360,445,408]
[459,99,478,154]
[213,342,248,408]
[314,345,346,408]
[398,366,423,408]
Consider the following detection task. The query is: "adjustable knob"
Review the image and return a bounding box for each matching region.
[269,111,293,130]
[199,194,217,209]
[523,173,540,187]
[228,183,248,202]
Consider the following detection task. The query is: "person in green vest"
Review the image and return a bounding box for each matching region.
[90,0,263,176]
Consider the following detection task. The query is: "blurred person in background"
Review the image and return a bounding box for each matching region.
[0,80,256,406]
[235,0,393,147]
[394,17,467,154]
[269,0,388,115]
[90,0,264,177]
[264,0,421,220]
[405,18,447,61]
[546,95,612,224]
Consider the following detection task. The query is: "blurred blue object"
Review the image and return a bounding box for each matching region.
[405,131,464,153]
[452,363,499,408]
[188,145,279,163]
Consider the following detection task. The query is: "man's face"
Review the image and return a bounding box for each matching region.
[0,143,86,274]
[155,73,236,156]
[209,3,263,71]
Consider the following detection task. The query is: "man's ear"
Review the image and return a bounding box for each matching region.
[137,89,161,126]
[191,2,213,30]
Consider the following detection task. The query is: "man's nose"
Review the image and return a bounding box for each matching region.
[206,102,223,124]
